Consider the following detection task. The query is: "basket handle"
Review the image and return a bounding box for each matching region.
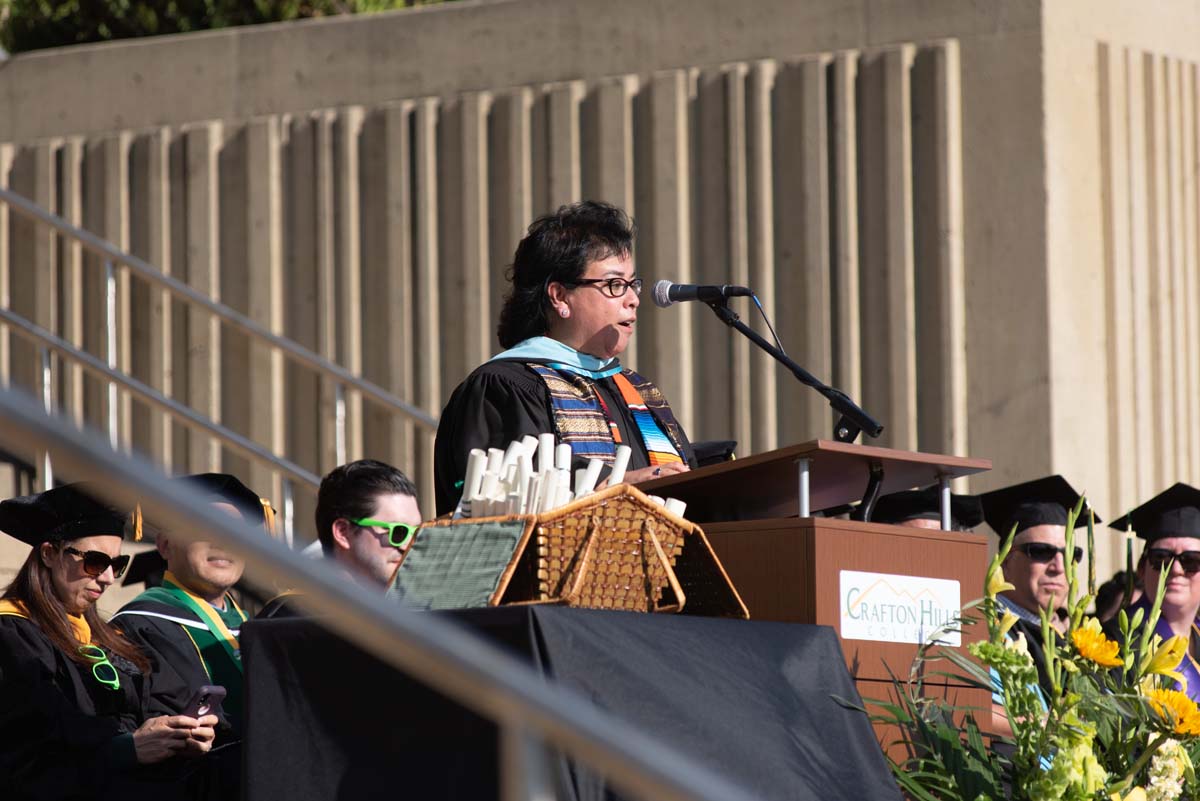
[643,518,687,613]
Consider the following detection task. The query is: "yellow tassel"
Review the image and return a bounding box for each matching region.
[131,504,143,542]
[260,498,277,538]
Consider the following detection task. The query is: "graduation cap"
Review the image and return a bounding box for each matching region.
[979,474,1100,540]
[872,486,984,531]
[0,484,131,547]
[1108,483,1200,541]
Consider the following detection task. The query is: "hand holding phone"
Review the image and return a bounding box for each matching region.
[182,684,226,719]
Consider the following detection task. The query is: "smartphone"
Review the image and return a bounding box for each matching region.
[182,684,226,719]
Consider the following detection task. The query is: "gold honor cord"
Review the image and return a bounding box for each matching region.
[161,571,247,673]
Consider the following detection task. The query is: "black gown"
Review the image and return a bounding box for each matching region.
[0,614,228,801]
[434,360,696,516]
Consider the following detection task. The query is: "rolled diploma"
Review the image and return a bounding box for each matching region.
[608,445,632,486]
[486,448,505,475]
[664,498,687,518]
[502,440,524,468]
[577,458,604,497]
[555,443,573,471]
[537,433,556,474]
[463,449,488,502]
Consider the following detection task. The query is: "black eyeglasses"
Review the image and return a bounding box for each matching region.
[1145,548,1200,576]
[564,277,643,298]
[62,546,131,580]
[1016,542,1083,564]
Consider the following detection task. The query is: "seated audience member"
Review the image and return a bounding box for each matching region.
[113,473,270,739]
[1106,483,1200,701]
[269,459,422,610]
[871,486,984,531]
[0,484,218,800]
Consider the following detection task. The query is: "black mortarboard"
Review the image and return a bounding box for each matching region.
[979,475,1100,539]
[177,473,265,527]
[1108,483,1200,541]
[122,473,267,587]
[0,484,130,547]
[872,486,984,531]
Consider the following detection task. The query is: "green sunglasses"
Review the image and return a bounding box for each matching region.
[351,518,421,549]
[79,645,120,691]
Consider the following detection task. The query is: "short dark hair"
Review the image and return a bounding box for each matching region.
[315,459,418,555]
[496,201,635,349]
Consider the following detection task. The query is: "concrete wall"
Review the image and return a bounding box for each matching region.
[0,0,1196,584]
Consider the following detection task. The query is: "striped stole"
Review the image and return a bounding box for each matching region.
[528,364,685,465]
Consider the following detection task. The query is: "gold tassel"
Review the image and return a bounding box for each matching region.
[260,498,277,539]
[130,504,143,542]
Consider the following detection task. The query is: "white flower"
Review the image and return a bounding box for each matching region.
[1146,739,1189,801]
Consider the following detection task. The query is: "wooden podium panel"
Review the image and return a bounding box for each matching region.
[703,517,987,682]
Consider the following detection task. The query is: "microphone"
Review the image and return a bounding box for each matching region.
[652,280,753,307]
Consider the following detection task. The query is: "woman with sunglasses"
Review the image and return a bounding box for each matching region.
[0,484,219,800]
[434,201,697,515]
[1107,483,1200,702]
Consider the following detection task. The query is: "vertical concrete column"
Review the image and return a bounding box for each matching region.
[489,88,533,350]
[746,60,778,453]
[911,41,968,460]
[245,117,286,502]
[773,57,832,446]
[360,102,416,476]
[546,81,583,210]
[1185,65,1200,480]
[1098,44,1137,511]
[635,69,693,433]
[184,122,223,472]
[103,134,133,450]
[1144,54,1174,488]
[1166,59,1190,481]
[129,128,174,468]
[59,139,85,426]
[724,65,753,454]
[858,46,918,451]
[335,108,365,464]
[413,98,442,507]
[582,76,637,368]
[693,66,734,441]
[1126,53,1156,499]
[314,111,339,472]
[830,52,861,402]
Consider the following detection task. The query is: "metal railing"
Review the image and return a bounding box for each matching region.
[0,185,439,536]
[0,386,758,801]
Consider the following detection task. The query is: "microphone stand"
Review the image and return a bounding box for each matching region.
[703,298,883,444]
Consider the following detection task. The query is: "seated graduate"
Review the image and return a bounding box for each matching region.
[871,485,984,532]
[1105,483,1200,702]
[434,200,696,516]
[112,474,270,740]
[0,484,218,800]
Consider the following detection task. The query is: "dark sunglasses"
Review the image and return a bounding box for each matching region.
[62,546,131,580]
[351,518,421,550]
[1016,542,1083,564]
[1145,548,1200,576]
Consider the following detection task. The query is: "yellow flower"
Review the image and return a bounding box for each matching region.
[986,560,1015,598]
[1071,617,1123,668]
[997,611,1019,639]
[1147,635,1189,685]
[1146,688,1200,736]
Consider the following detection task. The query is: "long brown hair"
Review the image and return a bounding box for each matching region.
[2,544,149,673]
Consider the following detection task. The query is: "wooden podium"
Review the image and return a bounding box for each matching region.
[641,440,993,742]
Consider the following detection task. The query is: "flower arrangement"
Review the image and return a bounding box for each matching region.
[874,497,1200,801]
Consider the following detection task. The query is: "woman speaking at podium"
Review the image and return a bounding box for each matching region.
[434,201,697,515]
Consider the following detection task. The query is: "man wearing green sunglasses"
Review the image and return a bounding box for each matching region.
[315,459,423,589]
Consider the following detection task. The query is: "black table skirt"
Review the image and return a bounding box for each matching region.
[242,606,900,801]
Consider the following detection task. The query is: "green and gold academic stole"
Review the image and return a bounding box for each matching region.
[160,571,248,674]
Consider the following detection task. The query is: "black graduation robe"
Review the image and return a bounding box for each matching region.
[434,360,697,516]
[112,593,246,740]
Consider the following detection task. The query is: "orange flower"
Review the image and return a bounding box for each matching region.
[1071,617,1123,668]
[1146,688,1200,736]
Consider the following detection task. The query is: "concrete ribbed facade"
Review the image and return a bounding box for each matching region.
[0,0,1198,600]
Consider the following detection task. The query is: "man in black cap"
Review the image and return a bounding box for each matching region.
[872,485,984,531]
[112,473,273,739]
[1107,483,1200,702]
